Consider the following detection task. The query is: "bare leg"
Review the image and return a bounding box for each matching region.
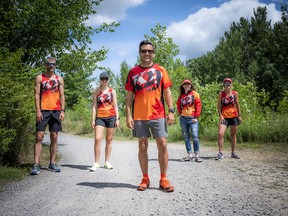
[138,138,149,175]
[156,137,168,175]
[49,131,58,163]
[94,126,105,164]
[34,131,44,164]
[104,128,114,162]
[230,126,237,153]
[218,124,227,153]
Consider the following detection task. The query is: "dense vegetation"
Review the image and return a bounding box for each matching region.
[1,1,287,166]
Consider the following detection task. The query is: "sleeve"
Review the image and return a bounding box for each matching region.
[176,95,182,115]
[194,92,202,118]
[125,70,134,92]
[159,66,172,89]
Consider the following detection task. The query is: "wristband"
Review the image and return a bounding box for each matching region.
[61,109,65,112]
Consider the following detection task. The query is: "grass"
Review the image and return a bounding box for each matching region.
[0,143,56,191]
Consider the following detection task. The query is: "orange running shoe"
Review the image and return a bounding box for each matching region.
[137,178,150,191]
[159,179,174,192]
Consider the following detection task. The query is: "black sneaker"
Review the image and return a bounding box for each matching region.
[231,152,240,159]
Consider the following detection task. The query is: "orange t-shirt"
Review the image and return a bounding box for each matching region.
[125,64,172,120]
[220,90,238,118]
[40,73,61,110]
[96,88,116,118]
[177,91,202,117]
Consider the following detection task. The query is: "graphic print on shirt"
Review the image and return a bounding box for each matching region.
[97,88,116,118]
[220,90,238,118]
[40,74,60,110]
[180,94,194,110]
[132,68,162,93]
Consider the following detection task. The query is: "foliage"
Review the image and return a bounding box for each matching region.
[0,50,35,165]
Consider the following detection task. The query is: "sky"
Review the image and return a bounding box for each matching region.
[86,0,283,77]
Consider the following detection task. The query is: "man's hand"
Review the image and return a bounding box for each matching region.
[126,116,134,129]
[166,113,175,125]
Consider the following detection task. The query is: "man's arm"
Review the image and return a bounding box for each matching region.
[34,75,42,123]
[164,87,175,125]
[59,77,65,121]
[125,91,134,129]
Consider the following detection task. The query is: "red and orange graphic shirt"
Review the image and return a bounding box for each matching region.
[177,91,202,117]
[40,73,61,110]
[125,64,172,120]
[97,88,116,118]
[220,90,238,118]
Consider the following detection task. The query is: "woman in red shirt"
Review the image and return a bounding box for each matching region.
[177,79,202,162]
[216,78,242,160]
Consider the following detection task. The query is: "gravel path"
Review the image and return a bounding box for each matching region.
[0,133,287,216]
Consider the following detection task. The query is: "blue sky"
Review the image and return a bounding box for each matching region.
[86,0,282,77]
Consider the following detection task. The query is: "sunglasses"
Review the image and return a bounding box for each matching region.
[46,62,56,66]
[224,82,232,86]
[100,77,109,81]
[141,49,154,54]
[183,83,190,85]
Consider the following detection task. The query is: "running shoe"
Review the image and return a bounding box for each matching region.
[48,163,61,172]
[89,162,100,172]
[195,154,202,162]
[137,178,150,191]
[180,155,192,162]
[30,164,41,175]
[104,161,113,169]
[215,152,224,160]
[159,179,174,192]
[231,152,240,159]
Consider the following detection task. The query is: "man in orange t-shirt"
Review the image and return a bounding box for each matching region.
[125,40,175,192]
[31,57,65,175]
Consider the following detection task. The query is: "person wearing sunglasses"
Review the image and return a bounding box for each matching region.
[216,78,242,160]
[125,40,175,192]
[90,72,119,171]
[177,79,203,163]
[31,57,65,175]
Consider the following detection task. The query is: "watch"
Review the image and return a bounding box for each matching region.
[168,108,175,113]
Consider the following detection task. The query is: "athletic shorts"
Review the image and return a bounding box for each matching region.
[133,118,168,138]
[95,116,116,128]
[36,110,62,132]
[221,117,239,127]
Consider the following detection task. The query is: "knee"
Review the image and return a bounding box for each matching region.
[218,131,224,138]
[36,133,44,143]
[50,132,58,142]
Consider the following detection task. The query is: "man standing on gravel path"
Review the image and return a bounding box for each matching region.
[30,57,65,175]
[125,40,175,192]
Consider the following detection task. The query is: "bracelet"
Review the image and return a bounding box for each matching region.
[61,109,65,112]
[117,117,120,120]
[238,114,242,117]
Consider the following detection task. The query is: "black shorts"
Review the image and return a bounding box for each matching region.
[95,116,116,128]
[36,110,62,132]
[221,117,239,127]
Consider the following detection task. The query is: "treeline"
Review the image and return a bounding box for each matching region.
[1,1,288,166]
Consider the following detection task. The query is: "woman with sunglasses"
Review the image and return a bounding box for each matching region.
[177,79,203,162]
[216,78,242,160]
[90,72,119,171]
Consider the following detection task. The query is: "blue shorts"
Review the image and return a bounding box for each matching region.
[133,118,168,138]
[36,110,62,132]
[95,116,116,128]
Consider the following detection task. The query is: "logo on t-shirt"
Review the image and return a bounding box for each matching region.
[132,68,162,92]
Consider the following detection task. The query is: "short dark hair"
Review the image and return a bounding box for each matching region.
[139,40,154,51]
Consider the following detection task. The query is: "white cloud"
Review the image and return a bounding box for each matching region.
[85,0,147,26]
[166,0,281,60]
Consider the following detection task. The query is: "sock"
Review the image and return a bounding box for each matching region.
[160,173,167,180]
[143,173,149,179]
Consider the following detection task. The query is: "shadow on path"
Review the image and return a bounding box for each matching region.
[61,164,90,170]
[77,181,136,189]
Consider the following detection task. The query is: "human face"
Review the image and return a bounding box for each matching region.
[46,60,56,72]
[139,44,154,65]
[224,82,232,87]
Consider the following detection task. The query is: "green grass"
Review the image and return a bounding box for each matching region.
[0,166,28,191]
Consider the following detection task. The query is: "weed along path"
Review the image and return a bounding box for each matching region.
[0,133,287,216]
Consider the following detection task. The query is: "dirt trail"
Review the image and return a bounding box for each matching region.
[0,133,287,216]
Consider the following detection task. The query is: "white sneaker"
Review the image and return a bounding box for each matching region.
[104,161,113,169]
[89,163,100,171]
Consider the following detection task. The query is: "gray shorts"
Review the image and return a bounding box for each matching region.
[95,116,116,128]
[133,118,168,138]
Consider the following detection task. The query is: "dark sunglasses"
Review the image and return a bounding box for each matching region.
[46,62,56,66]
[141,49,154,54]
[224,82,232,86]
[100,77,109,81]
[183,83,190,85]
